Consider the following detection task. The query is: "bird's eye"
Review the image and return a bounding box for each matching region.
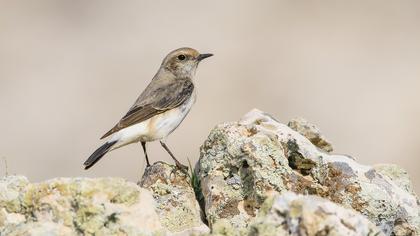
[177,54,186,60]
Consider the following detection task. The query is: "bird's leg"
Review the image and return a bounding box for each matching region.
[141,142,151,167]
[159,140,188,172]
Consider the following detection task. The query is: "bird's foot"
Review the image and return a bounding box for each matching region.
[172,161,189,176]
[143,163,151,172]
[176,162,188,171]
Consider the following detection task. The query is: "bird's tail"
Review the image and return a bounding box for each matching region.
[84,140,117,170]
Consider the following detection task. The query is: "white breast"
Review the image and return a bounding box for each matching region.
[150,92,196,139]
[110,92,196,150]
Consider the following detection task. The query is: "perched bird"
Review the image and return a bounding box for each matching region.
[84,47,213,171]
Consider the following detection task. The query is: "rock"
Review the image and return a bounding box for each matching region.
[197,109,419,235]
[373,164,418,197]
[199,192,383,236]
[0,175,166,236]
[288,117,333,153]
[139,161,209,235]
[1,110,419,236]
[247,192,383,236]
[205,219,245,236]
[1,221,74,236]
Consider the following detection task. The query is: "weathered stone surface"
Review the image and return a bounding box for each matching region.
[247,192,383,236]
[0,175,166,236]
[197,109,419,235]
[1,221,74,236]
[288,117,333,153]
[374,164,418,197]
[1,110,419,236]
[199,192,383,236]
[204,219,246,236]
[139,162,209,235]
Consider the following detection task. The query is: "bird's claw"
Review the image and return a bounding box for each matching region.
[176,161,189,172]
[168,162,189,178]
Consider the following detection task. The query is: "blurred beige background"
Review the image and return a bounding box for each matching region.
[0,1,419,192]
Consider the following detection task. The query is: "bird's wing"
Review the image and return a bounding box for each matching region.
[100,79,194,139]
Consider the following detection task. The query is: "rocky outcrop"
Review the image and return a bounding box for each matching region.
[0,175,165,235]
[0,166,209,236]
[1,109,418,236]
[197,109,419,235]
[139,162,209,235]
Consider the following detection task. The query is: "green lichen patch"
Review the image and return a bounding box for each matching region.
[139,162,208,234]
[0,176,163,236]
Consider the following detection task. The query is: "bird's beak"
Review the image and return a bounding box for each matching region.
[197,53,213,61]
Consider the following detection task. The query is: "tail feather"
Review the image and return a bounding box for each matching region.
[84,140,117,170]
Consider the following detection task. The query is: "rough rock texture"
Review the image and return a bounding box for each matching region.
[139,162,209,235]
[197,109,419,235]
[1,221,74,236]
[249,192,383,236]
[0,175,166,236]
[1,109,419,236]
[203,192,383,236]
[288,117,333,153]
[374,163,418,197]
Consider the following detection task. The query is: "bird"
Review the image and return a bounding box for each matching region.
[83,47,213,171]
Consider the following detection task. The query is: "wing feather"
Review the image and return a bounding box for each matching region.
[101,79,194,139]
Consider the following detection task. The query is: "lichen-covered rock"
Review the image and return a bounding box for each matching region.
[139,162,209,235]
[204,219,246,236]
[373,164,418,197]
[1,221,75,236]
[198,192,383,236]
[247,192,383,236]
[288,117,333,153]
[197,109,419,235]
[0,175,166,236]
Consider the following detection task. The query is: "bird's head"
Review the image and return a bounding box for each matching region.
[161,47,213,78]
